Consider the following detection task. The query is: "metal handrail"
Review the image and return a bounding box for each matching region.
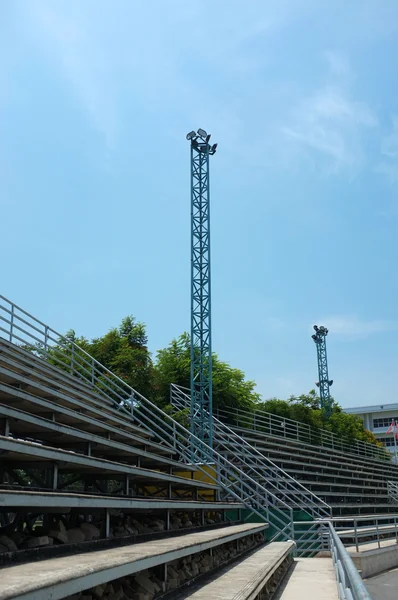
[293,521,372,599]
[171,384,331,520]
[301,514,398,554]
[387,481,398,503]
[329,524,373,600]
[215,404,389,462]
[0,295,293,541]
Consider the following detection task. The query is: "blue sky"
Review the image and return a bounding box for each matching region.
[1,0,398,407]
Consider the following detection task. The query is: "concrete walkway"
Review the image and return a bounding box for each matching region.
[274,558,338,600]
[175,542,294,599]
[365,566,398,600]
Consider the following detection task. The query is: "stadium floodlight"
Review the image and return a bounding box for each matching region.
[186,131,197,140]
[197,128,207,138]
[313,325,319,332]
[205,134,211,143]
[211,143,218,153]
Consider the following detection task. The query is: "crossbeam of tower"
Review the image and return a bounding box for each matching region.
[312,325,333,418]
[186,128,218,448]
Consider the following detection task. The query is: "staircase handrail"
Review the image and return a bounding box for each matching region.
[171,384,331,520]
[387,481,398,503]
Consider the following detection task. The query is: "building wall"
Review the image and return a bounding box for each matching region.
[344,404,398,453]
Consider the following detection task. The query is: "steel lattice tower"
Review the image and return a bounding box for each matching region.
[186,129,217,449]
[311,325,334,418]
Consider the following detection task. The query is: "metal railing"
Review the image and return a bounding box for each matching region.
[214,405,389,462]
[293,520,372,599]
[0,295,294,541]
[336,514,398,553]
[296,514,398,555]
[330,524,373,600]
[171,384,331,521]
[388,481,398,503]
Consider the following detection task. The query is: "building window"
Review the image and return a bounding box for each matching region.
[380,436,396,447]
[373,417,398,429]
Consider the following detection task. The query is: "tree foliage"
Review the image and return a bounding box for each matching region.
[257,391,384,451]
[35,314,384,454]
[88,316,153,398]
[153,333,260,410]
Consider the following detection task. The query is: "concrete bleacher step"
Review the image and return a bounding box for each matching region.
[0,340,120,413]
[0,383,174,455]
[0,435,216,493]
[0,523,268,600]
[224,424,398,516]
[273,558,338,600]
[0,365,149,440]
[0,399,182,469]
[174,541,294,599]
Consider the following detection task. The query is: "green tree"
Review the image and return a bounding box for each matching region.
[153,333,260,410]
[89,316,153,398]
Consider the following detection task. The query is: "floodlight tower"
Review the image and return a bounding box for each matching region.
[186,129,218,449]
[312,325,334,418]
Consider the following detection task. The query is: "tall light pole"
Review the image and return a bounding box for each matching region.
[186,129,217,449]
[312,325,333,418]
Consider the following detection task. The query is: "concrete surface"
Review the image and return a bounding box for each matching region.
[0,523,267,600]
[175,541,294,599]
[347,539,398,553]
[348,541,398,578]
[274,558,338,600]
[365,567,398,600]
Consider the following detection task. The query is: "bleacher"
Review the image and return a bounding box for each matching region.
[0,295,380,598]
[0,296,312,600]
[211,406,398,517]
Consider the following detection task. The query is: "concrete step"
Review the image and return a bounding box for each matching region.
[174,541,294,599]
[0,523,268,600]
[274,558,338,600]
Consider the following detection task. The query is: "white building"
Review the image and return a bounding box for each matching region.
[344,403,398,453]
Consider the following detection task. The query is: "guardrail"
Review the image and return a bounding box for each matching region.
[296,514,398,556]
[333,514,398,553]
[0,295,294,541]
[294,520,373,599]
[215,405,389,462]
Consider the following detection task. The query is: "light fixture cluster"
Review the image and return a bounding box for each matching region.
[312,325,333,387]
[186,129,217,154]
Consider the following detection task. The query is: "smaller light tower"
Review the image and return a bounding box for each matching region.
[312,325,333,418]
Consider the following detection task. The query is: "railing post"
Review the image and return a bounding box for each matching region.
[44,325,49,358]
[91,360,95,384]
[9,303,14,343]
[376,518,381,549]
[70,343,75,375]
[354,518,359,552]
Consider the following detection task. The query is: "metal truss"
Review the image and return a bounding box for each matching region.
[187,129,217,449]
[312,325,333,418]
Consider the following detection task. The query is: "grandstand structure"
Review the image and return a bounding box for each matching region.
[0,294,388,599]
